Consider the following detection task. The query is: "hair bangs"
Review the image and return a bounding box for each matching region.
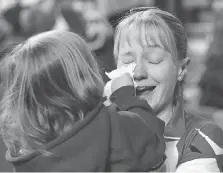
[133,16,176,58]
[114,13,138,61]
[114,11,178,61]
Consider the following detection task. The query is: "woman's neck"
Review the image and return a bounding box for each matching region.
[156,103,174,126]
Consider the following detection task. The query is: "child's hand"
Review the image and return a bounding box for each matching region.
[111,73,133,93]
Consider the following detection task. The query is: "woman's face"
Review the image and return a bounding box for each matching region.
[117,29,180,113]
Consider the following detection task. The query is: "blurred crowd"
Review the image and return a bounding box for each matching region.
[0,0,117,80]
[0,0,155,76]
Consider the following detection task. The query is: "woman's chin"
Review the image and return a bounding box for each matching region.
[138,94,154,107]
[138,90,153,100]
[138,94,162,113]
[148,100,156,110]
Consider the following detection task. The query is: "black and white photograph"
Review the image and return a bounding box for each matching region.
[0,0,223,172]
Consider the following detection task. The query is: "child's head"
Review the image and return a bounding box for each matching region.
[0,31,104,153]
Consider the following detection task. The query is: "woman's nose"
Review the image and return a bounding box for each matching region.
[133,62,148,81]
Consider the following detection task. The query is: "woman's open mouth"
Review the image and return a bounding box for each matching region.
[136,86,156,96]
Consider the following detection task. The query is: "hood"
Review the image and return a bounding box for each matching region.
[6,103,111,172]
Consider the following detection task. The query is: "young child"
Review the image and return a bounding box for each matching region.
[0,31,165,172]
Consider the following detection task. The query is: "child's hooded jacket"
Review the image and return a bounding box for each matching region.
[5,86,165,172]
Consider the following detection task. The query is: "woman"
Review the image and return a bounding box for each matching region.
[112,7,223,172]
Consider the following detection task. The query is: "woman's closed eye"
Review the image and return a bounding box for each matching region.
[146,56,163,64]
[147,58,163,64]
[144,48,165,64]
[120,56,135,64]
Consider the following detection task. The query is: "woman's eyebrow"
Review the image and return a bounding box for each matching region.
[143,44,169,53]
[120,51,136,57]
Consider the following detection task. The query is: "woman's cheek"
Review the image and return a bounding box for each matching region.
[156,63,177,82]
[146,64,167,81]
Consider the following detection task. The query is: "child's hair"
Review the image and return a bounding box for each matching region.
[0,31,104,155]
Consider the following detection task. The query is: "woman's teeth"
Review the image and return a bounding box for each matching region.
[136,86,156,95]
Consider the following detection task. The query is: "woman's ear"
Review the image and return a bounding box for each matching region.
[177,56,190,81]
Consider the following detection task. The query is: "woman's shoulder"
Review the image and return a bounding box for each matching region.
[184,105,222,139]
[184,111,223,149]
[177,111,223,166]
[190,118,223,152]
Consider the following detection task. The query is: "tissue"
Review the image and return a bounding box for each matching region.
[105,63,136,79]
[103,63,137,105]
[105,63,137,87]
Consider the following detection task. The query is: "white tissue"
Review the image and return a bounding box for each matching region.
[105,63,136,79]
[103,63,137,106]
[103,80,112,103]
[105,63,137,87]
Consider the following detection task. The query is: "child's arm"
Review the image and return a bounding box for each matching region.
[108,89,166,171]
[110,73,164,142]
[108,74,166,171]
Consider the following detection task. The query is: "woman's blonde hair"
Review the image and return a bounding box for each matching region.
[0,31,104,155]
[114,7,187,62]
[114,7,188,104]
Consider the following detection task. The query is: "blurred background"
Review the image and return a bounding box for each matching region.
[0,0,223,170]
